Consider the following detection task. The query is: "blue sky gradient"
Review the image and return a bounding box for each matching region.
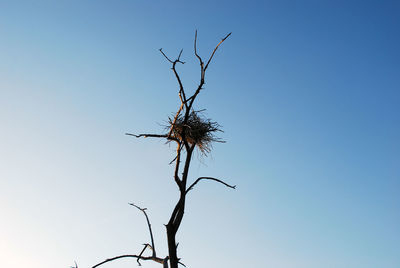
[0,1,399,268]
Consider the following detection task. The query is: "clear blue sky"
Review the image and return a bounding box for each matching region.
[0,1,399,268]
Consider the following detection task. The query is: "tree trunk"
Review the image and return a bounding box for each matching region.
[166,224,178,268]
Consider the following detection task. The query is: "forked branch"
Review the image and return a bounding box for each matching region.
[159,48,188,109]
[187,31,231,112]
[90,204,167,268]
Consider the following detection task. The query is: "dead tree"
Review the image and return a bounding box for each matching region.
[86,31,234,268]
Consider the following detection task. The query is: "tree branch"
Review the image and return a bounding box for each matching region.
[136,244,149,266]
[169,147,194,232]
[129,203,157,257]
[186,177,236,194]
[159,48,188,109]
[126,133,179,143]
[187,32,231,113]
[125,133,167,138]
[92,254,165,268]
[194,30,205,76]
[173,142,183,188]
[159,48,174,63]
[204,32,231,71]
[177,49,184,62]
[168,103,184,139]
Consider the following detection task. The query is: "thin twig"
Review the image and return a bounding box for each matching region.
[137,244,150,266]
[186,177,236,194]
[125,133,167,138]
[129,203,157,257]
[126,133,179,143]
[177,49,184,61]
[194,30,204,69]
[204,32,231,71]
[159,48,174,63]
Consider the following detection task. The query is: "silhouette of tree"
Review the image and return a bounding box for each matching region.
[77,31,234,268]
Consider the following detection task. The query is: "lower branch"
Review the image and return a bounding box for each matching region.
[92,255,165,268]
[186,177,236,194]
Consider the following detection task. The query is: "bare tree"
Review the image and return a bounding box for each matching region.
[80,31,234,268]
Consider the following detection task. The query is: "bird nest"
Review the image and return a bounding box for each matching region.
[168,111,223,154]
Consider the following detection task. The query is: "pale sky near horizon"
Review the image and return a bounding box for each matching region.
[0,1,399,268]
